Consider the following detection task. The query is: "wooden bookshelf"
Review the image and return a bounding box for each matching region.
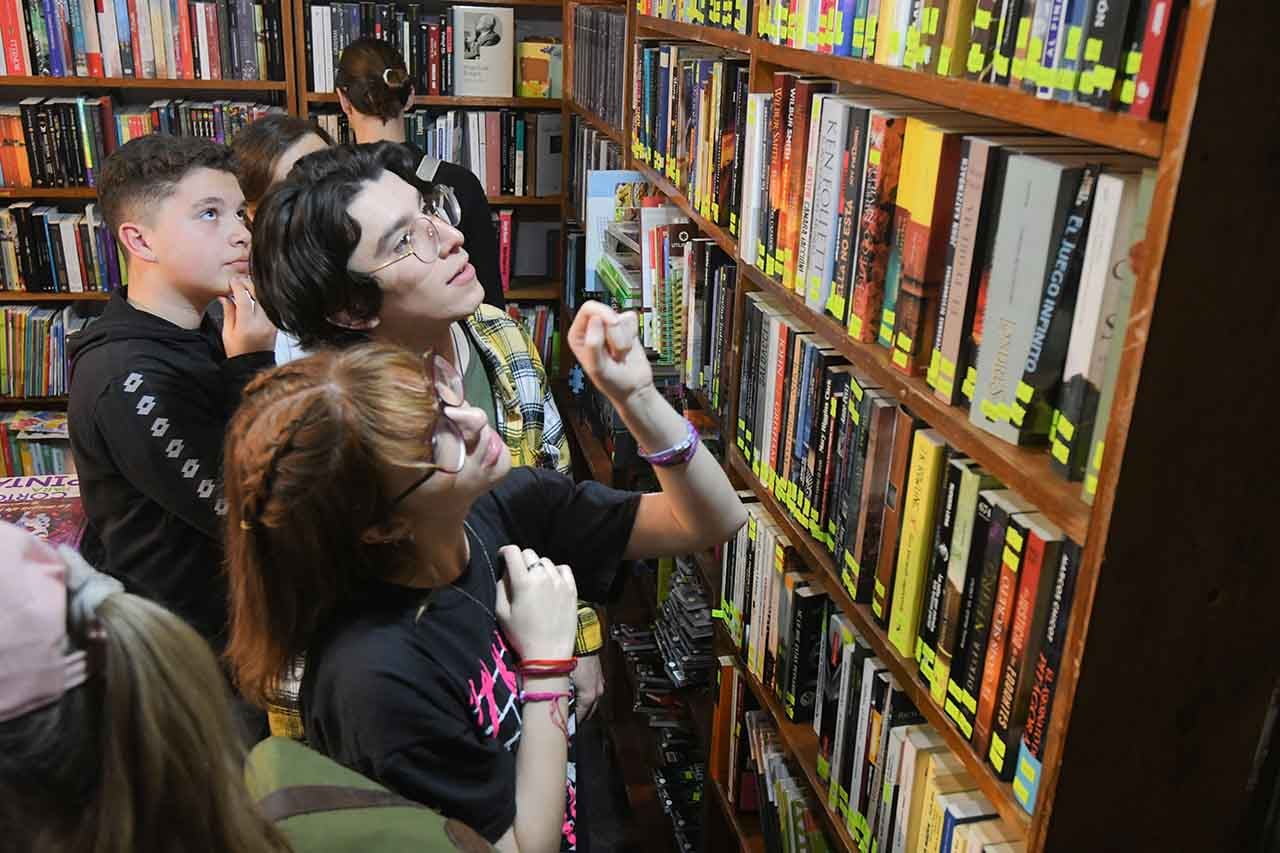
[0,291,110,302]
[559,1,1280,850]
[0,187,97,200]
[506,281,562,300]
[633,16,1164,158]
[738,264,1090,545]
[304,92,561,110]
[0,75,289,92]
[566,97,626,147]
[0,396,67,408]
[709,775,767,853]
[630,157,738,258]
[727,443,1032,831]
[488,194,563,206]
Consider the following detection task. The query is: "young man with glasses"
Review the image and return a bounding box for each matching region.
[249,141,583,738]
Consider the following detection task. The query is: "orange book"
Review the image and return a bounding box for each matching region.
[778,77,834,294]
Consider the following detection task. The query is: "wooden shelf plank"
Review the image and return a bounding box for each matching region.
[739,264,1090,544]
[307,92,560,109]
[566,97,626,146]
[0,187,96,199]
[709,776,767,853]
[0,291,110,301]
[0,396,67,408]
[488,194,563,206]
[727,444,1033,832]
[506,281,562,300]
[633,16,1163,158]
[630,159,738,258]
[0,74,288,91]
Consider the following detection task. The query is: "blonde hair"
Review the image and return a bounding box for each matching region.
[0,592,291,853]
[223,342,440,707]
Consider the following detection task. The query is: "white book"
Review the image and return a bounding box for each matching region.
[97,0,121,77]
[795,93,832,303]
[310,5,324,91]
[803,97,852,313]
[892,727,950,853]
[739,93,769,269]
[319,4,332,92]
[135,0,156,78]
[452,6,514,97]
[848,655,888,819]
[1062,171,1142,390]
[78,0,101,76]
[826,635,859,812]
[195,6,210,81]
[149,0,167,79]
[52,215,83,293]
[158,0,175,79]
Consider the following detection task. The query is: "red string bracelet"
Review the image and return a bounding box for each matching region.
[520,658,577,668]
[519,690,571,738]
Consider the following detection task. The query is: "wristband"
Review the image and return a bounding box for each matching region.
[519,658,578,670]
[638,419,699,467]
[575,604,603,655]
[518,690,572,703]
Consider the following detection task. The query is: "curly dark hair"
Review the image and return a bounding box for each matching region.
[336,37,414,122]
[96,135,239,237]
[249,141,425,350]
[231,115,336,207]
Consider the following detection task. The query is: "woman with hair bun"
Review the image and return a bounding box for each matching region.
[336,36,505,309]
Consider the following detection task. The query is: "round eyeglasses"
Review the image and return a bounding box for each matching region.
[389,353,470,507]
[366,187,463,276]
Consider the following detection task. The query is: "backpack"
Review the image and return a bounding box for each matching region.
[244,737,494,853]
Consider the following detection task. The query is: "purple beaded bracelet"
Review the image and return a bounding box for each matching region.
[638,419,699,467]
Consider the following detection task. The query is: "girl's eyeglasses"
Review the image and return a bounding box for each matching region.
[367,187,463,275]
[389,353,469,507]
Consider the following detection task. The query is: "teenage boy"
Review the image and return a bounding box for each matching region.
[68,135,278,650]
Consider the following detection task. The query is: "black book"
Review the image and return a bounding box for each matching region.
[991,0,1025,86]
[728,65,749,238]
[216,0,234,79]
[782,585,828,723]
[190,2,204,80]
[8,203,36,291]
[916,453,969,688]
[1078,0,1137,108]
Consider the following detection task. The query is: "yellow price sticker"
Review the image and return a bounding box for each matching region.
[938,45,952,75]
[1125,49,1142,75]
[892,348,909,368]
[1120,79,1136,104]
[1052,439,1070,465]
[1093,64,1117,91]
[1084,36,1103,62]
[1056,416,1075,442]
[1064,25,1082,59]
[827,293,847,319]
[1016,380,1034,403]
[925,6,939,35]
[849,313,864,339]
[897,331,913,351]
[974,7,992,29]
[993,53,1011,77]
[868,147,882,165]
[967,43,985,74]
[1015,16,1030,48]
[1006,525,1024,551]
[1092,439,1105,470]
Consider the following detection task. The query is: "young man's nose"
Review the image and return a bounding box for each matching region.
[231,217,250,246]
[444,404,488,449]
[436,219,465,258]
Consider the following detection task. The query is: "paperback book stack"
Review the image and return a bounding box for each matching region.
[0,410,71,475]
[0,97,278,188]
[743,0,1185,118]
[0,302,96,397]
[713,69,1156,506]
[0,0,286,80]
[0,202,123,292]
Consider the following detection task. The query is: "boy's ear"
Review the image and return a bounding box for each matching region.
[117,221,158,263]
[329,310,380,331]
[361,515,413,546]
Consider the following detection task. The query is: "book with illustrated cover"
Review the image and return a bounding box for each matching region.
[0,473,86,548]
[452,5,514,96]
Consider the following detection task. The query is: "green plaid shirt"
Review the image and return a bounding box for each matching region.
[265,304,571,739]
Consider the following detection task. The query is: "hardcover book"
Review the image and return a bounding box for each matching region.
[452,5,514,96]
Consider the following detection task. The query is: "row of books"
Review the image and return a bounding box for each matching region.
[493,210,558,290]
[729,310,1081,816]
[0,0,287,80]
[0,96,278,188]
[0,473,86,547]
[304,4,533,98]
[503,302,557,373]
[566,114,623,221]
[737,84,1153,502]
[570,5,626,133]
[0,409,70,474]
[638,0,1183,118]
[633,50,1153,501]
[0,302,95,396]
[0,202,121,293]
[313,108,563,198]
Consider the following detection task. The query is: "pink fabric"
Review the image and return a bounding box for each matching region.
[0,523,87,723]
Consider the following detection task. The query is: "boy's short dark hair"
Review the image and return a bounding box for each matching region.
[97,135,240,237]
[250,141,422,351]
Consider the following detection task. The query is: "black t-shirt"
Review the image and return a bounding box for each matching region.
[301,467,641,847]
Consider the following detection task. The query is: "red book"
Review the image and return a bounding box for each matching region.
[175,0,194,78]
[768,319,791,479]
[444,22,453,94]
[97,95,116,154]
[972,511,1033,757]
[127,0,144,78]
[497,208,513,293]
[0,0,27,74]
[203,3,221,80]
[427,23,440,95]
[817,0,838,53]
[848,111,907,343]
[1130,0,1184,120]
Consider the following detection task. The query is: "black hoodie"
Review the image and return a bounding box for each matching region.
[68,291,274,648]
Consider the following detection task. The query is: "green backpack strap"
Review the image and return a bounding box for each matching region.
[257,784,422,822]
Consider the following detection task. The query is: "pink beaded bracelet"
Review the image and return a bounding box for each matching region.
[638,419,699,467]
[519,690,571,704]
